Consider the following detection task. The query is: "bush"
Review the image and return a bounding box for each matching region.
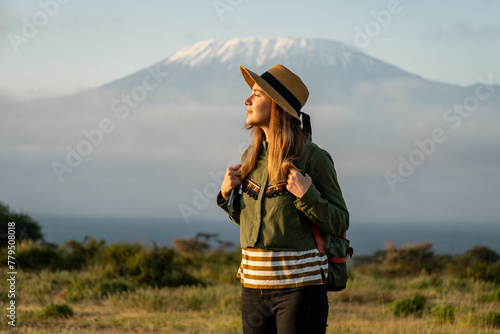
[391,294,426,316]
[486,311,500,328]
[58,236,106,270]
[38,303,74,319]
[101,242,203,288]
[173,237,210,255]
[478,288,500,302]
[464,246,500,263]
[101,242,144,276]
[178,250,241,285]
[99,278,133,297]
[65,277,94,302]
[449,246,500,284]
[0,202,44,244]
[432,303,454,323]
[16,240,60,270]
[380,242,439,276]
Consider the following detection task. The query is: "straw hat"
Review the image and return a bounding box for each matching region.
[240,64,310,126]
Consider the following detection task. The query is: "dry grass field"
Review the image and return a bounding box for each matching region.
[1,261,499,334]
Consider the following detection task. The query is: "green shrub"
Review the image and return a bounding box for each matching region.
[410,278,429,290]
[464,262,500,284]
[65,278,94,302]
[478,288,500,302]
[432,303,454,323]
[380,242,439,276]
[179,250,241,286]
[449,246,500,284]
[390,294,426,316]
[0,202,44,244]
[445,279,468,291]
[16,240,60,270]
[486,311,500,328]
[58,236,106,270]
[101,242,203,288]
[491,288,500,301]
[38,303,74,319]
[183,293,204,311]
[101,242,144,276]
[99,278,132,297]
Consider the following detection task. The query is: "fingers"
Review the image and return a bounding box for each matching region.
[227,164,242,178]
[287,168,303,182]
[228,164,242,172]
[286,169,312,198]
[221,164,242,199]
[226,164,241,179]
[220,163,244,200]
[227,176,242,188]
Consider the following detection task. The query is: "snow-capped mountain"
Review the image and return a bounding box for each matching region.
[162,37,394,71]
[99,37,458,106]
[1,37,499,224]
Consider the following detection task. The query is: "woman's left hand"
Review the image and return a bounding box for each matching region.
[286,168,312,198]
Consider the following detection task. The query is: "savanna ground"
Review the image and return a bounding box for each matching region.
[1,236,500,334]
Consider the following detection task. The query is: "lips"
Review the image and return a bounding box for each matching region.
[246,109,252,115]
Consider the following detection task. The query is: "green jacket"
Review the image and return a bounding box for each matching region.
[217,141,349,251]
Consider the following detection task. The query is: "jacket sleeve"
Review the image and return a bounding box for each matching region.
[293,147,349,237]
[216,191,240,226]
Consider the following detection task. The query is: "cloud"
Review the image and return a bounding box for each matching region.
[424,22,500,42]
[2,86,499,224]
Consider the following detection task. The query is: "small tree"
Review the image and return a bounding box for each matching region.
[380,241,438,276]
[449,246,500,283]
[172,238,210,255]
[0,201,44,246]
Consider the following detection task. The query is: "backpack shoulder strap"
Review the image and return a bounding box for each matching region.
[300,142,325,252]
[301,142,353,262]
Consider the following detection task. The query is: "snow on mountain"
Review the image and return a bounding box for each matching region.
[164,37,372,70]
[99,37,433,106]
[2,37,499,223]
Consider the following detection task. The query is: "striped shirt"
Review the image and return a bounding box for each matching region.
[237,247,328,289]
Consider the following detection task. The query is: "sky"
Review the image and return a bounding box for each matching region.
[1,0,500,100]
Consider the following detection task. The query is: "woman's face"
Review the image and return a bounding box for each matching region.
[244,83,272,129]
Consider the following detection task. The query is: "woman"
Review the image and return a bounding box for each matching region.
[217,64,349,334]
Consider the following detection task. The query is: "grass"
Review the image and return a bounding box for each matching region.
[1,267,499,333]
[37,303,74,319]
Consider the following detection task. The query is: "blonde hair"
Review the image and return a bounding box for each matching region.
[241,101,311,185]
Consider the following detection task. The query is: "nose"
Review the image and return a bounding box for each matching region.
[244,95,252,105]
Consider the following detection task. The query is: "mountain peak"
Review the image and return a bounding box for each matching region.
[163,37,373,71]
[100,37,423,104]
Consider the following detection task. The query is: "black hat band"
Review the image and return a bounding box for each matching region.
[260,71,302,115]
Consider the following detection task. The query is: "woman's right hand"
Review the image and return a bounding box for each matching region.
[221,164,242,200]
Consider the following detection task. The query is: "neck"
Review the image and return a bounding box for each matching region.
[261,126,270,142]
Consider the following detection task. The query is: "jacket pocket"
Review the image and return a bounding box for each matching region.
[260,193,308,249]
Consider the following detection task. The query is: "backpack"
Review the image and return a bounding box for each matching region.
[312,224,353,291]
[301,144,353,291]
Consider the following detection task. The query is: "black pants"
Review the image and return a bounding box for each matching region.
[241,284,329,334]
